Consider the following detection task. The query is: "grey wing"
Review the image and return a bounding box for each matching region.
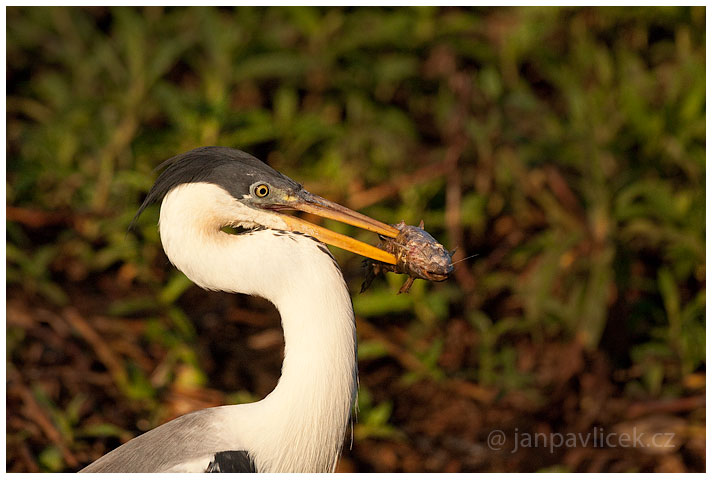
[80,407,249,473]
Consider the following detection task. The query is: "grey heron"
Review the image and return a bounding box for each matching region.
[80,146,400,473]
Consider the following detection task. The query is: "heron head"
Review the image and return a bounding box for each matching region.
[132,146,398,264]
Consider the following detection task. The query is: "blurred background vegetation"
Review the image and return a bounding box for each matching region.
[6,6,705,473]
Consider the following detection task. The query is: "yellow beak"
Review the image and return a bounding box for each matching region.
[271,191,399,265]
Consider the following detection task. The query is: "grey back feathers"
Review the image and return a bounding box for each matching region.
[129,146,301,230]
[80,407,247,472]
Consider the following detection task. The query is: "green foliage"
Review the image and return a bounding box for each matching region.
[355,386,403,441]
[38,446,64,472]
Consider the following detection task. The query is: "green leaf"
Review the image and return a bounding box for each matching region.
[357,339,389,360]
[159,273,193,305]
[38,446,64,472]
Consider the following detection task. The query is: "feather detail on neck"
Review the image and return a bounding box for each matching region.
[159,183,357,472]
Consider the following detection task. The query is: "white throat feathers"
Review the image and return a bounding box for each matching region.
[158,183,358,472]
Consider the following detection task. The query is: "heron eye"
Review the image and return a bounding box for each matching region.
[254,184,270,198]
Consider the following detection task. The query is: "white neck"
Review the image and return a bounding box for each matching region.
[158,183,357,473]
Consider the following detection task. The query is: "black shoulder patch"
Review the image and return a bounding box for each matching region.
[205,450,256,473]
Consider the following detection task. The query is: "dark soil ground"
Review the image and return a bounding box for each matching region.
[7,273,705,473]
